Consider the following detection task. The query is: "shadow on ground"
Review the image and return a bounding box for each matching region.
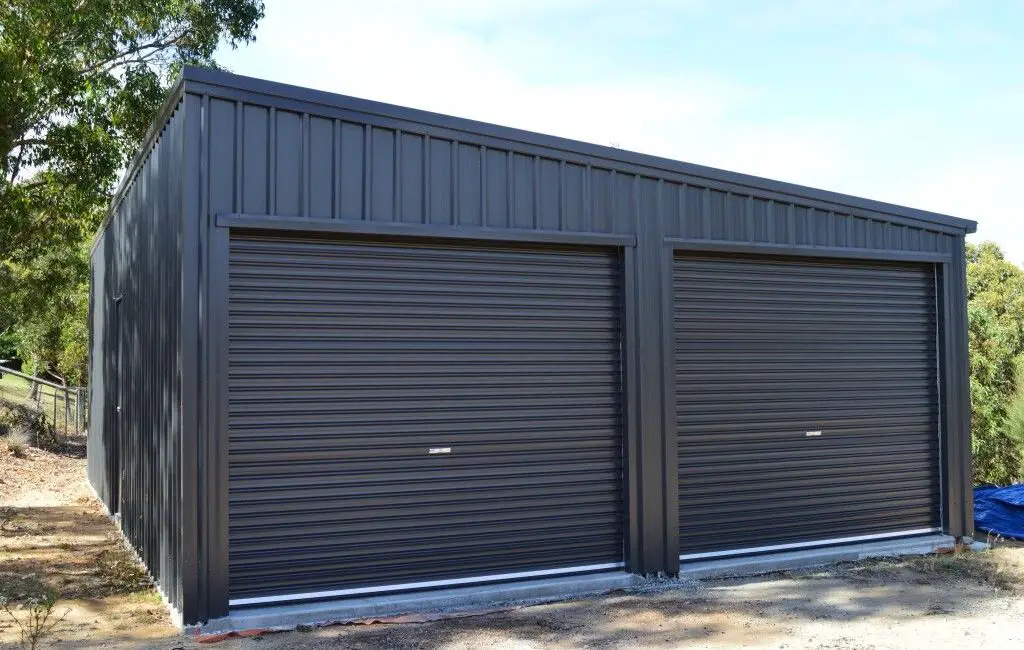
[0,505,150,601]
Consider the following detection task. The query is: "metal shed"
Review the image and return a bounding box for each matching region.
[88,67,977,628]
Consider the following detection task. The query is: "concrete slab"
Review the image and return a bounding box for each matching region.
[196,571,638,635]
[678,534,957,580]
[194,534,963,635]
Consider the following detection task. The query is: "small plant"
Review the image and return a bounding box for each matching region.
[96,548,152,594]
[4,423,32,458]
[0,590,70,650]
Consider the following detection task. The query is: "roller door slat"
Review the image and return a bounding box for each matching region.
[676,254,940,557]
[228,235,624,601]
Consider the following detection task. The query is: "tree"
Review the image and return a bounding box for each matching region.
[0,0,264,380]
[967,242,1024,484]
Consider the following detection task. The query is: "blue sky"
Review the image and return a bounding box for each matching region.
[216,0,1024,259]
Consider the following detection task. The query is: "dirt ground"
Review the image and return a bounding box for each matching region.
[2,439,1024,649]
[0,436,181,648]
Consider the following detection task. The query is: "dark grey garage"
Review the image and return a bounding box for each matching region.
[87,67,976,627]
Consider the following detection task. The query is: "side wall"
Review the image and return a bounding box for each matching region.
[87,97,186,613]
[181,71,973,623]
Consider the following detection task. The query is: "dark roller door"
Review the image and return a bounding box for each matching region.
[676,255,940,559]
[227,233,624,603]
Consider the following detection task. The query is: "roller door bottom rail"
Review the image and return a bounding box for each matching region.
[678,527,942,562]
[229,561,626,607]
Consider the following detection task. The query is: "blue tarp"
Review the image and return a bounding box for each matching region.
[974,484,1024,540]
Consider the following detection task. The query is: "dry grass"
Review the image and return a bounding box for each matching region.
[808,540,1024,596]
[0,372,79,434]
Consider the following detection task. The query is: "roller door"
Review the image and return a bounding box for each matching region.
[675,254,941,559]
[227,233,625,603]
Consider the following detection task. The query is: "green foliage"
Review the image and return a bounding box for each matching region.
[1001,360,1024,481]
[0,0,264,381]
[5,240,91,383]
[967,242,1024,485]
[0,328,16,360]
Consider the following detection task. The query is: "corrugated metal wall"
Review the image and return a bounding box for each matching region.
[675,255,940,555]
[87,99,185,612]
[225,234,624,602]
[194,93,955,256]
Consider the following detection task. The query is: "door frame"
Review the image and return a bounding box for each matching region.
[664,236,966,562]
[203,216,638,612]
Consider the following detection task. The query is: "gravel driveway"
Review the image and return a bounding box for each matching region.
[218,544,1024,650]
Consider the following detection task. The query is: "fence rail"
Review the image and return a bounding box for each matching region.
[0,365,87,436]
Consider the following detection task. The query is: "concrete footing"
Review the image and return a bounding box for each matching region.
[678,533,957,580]
[196,533,961,635]
[196,571,638,635]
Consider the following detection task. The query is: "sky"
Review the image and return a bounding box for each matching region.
[216,0,1024,260]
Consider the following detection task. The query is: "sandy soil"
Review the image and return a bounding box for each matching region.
[0,438,186,648]
[1,439,1023,649]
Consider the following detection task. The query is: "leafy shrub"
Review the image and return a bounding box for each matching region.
[967,242,1024,485]
[1000,362,1024,483]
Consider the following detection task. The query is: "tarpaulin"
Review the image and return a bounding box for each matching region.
[974,484,1024,540]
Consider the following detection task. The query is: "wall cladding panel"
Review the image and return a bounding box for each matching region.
[241,105,268,214]
[369,127,395,221]
[88,100,184,613]
[308,117,334,218]
[424,138,449,225]
[400,132,426,224]
[338,122,365,219]
[274,110,302,216]
[538,158,560,230]
[458,143,482,226]
[590,168,614,234]
[484,148,507,228]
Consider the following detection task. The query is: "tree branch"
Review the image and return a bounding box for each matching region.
[0,211,59,260]
[8,147,27,185]
[10,138,49,148]
[77,31,189,76]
